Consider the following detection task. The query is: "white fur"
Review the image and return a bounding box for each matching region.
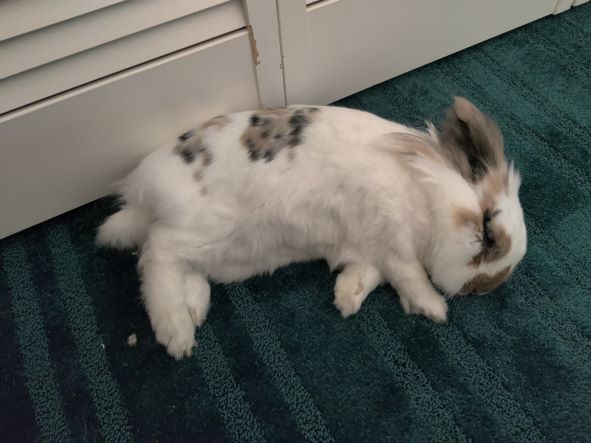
[98,105,526,359]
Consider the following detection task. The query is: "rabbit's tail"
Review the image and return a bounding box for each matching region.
[97,204,149,249]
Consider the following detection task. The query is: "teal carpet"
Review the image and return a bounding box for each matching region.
[2,5,590,442]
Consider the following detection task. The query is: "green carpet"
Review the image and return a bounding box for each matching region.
[2,5,590,442]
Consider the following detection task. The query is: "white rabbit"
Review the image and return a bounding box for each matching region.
[98,97,527,359]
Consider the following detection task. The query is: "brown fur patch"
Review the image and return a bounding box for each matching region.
[461,266,511,294]
[479,192,497,215]
[201,115,230,130]
[454,207,482,230]
[485,167,509,196]
[174,133,213,170]
[241,107,318,162]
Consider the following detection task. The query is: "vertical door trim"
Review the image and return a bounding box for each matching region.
[276,0,311,105]
[243,0,286,107]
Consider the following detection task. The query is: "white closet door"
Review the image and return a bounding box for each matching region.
[0,1,246,114]
[0,0,125,41]
[0,1,235,79]
[277,0,559,105]
[0,30,259,239]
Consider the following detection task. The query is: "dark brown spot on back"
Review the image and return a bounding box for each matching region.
[240,107,318,163]
[249,115,261,126]
[174,132,214,170]
[263,149,276,162]
[179,147,195,164]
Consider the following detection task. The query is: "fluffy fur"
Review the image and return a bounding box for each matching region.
[98,97,527,359]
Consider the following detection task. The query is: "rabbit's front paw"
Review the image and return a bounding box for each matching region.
[334,263,382,318]
[334,271,367,318]
[184,273,211,327]
[399,292,448,323]
[151,306,196,359]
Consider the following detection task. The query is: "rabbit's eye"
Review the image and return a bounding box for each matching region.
[482,209,500,248]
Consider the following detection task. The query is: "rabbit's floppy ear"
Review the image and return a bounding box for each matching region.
[439,97,505,182]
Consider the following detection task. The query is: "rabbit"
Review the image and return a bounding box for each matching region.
[97,97,527,359]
